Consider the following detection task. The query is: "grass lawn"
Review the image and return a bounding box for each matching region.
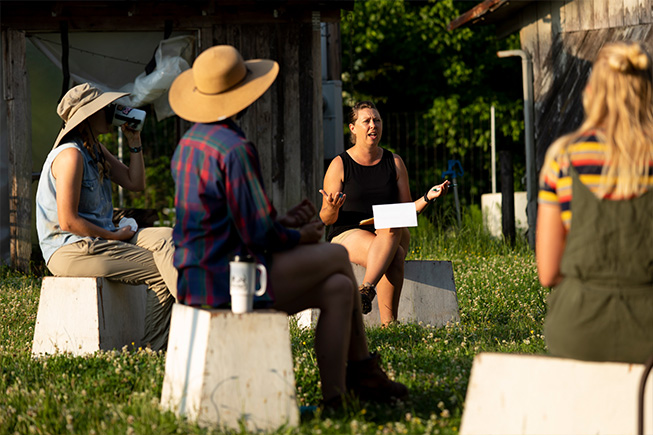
[0,213,549,434]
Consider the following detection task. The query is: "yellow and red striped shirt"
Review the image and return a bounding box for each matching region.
[538,131,653,230]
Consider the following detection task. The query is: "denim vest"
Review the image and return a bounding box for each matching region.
[36,139,115,263]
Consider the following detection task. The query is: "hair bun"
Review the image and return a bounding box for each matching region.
[608,55,629,72]
[627,44,650,71]
[606,43,650,73]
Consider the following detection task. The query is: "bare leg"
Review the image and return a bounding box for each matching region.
[270,243,368,401]
[339,228,410,325]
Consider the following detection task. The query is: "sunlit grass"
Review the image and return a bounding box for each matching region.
[0,212,548,434]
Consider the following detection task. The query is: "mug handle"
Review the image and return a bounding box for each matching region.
[255,264,267,296]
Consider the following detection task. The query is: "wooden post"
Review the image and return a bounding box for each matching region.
[2,29,32,272]
[325,22,341,81]
[500,150,515,246]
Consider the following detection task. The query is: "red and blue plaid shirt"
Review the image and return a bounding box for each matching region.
[171,120,300,307]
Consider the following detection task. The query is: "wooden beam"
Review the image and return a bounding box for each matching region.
[325,22,341,81]
[639,0,653,24]
[0,2,344,33]
[593,0,611,29]
[2,29,32,272]
[609,0,625,28]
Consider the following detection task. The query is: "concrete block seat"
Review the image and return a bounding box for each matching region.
[460,352,653,435]
[160,304,299,432]
[293,260,460,328]
[32,276,148,356]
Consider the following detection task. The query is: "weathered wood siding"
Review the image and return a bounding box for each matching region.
[512,0,653,170]
[212,22,323,212]
[2,29,32,272]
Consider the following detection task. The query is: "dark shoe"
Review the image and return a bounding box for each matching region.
[317,394,351,418]
[358,282,376,315]
[346,353,409,402]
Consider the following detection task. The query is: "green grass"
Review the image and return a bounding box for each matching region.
[0,212,549,434]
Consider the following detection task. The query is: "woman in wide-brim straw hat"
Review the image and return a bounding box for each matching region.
[169,44,408,408]
[537,41,653,363]
[35,83,177,351]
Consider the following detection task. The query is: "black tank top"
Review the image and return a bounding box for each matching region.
[326,148,399,241]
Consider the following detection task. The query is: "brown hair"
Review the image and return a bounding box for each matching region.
[348,101,380,144]
[77,121,111,182]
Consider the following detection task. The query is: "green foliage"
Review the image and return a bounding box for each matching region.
[341,0,527,205]
[341,0,522,110]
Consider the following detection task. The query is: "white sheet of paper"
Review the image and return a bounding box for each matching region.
[372,203,418,229]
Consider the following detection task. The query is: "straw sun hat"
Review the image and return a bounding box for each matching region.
[169,45,279,123]
[53,83,129,149]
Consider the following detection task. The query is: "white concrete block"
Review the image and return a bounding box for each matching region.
[32,277,147,356]
[292,307,320,329]
[161,305,299,432]
[293,260,459,328]
[460,352,653,435]
[481,192,528,237]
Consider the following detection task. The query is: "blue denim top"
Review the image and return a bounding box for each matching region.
[36,139,115,263]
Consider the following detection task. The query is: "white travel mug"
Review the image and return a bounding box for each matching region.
[110,104,146,131]
[229,255,267,314]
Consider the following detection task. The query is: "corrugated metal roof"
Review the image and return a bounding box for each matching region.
[448,0,534,31]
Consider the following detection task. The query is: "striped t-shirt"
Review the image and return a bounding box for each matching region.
[538,131,653,230]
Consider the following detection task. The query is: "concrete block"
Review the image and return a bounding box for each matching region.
[293,260,459,328]
[161,304,299,432]
[460,352,653,435]
[481,192,528,237]
[32,277,147,356]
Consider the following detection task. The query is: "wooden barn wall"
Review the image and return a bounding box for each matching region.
[210,22,323,214]
[1,29,32,272]
[517,0,653,171]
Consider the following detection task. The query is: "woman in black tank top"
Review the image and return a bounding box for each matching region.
[319,101,450,325]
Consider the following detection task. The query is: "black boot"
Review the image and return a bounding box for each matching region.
[358,282,376,315]
[346,353,408,402]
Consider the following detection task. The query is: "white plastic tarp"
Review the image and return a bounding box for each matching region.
[30,32,195,120]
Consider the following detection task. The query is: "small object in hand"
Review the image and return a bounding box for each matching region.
[358,283,376,315]
[432,186,441,192]
[359,217,375,226]
[118,217,138,232]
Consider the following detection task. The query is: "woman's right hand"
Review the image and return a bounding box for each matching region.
[319,189,346,211]
[111,226,136,241]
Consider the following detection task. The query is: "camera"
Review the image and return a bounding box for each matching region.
[106,104,146,131]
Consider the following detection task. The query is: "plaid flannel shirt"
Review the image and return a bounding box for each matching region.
[171,120,300,307]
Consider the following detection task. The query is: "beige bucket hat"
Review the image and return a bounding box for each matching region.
[168,45,279,123]
[53,83,128,149]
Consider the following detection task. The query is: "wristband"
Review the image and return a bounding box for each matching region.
[423,191,435,204]
[129,146,143,153]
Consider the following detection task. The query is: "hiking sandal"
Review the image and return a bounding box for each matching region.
[358,282,376,315]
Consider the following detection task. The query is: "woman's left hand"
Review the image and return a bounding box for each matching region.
[121,124,141,144]
[426,180,451,201]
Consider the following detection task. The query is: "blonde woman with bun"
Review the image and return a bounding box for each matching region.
[537,41,653,363]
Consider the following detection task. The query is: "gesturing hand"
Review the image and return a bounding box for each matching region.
[319,189,346,211]
[423,180,451,202]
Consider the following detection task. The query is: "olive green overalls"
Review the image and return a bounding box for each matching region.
[544,166,653,363]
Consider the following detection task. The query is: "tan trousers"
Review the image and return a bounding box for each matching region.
[47,227,177,351]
